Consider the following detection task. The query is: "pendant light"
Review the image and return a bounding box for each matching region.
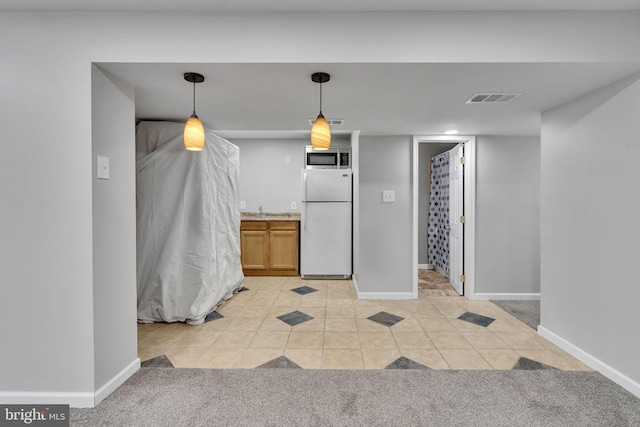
[183,72,205,151]
[310,72,331,150]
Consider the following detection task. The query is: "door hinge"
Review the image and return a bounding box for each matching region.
[460,215,466,224]
[460,156,466,165]
[460,274,466,283]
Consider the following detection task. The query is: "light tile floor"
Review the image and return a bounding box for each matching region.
[137,276,591,371]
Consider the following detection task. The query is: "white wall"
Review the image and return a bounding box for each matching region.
[540,73,640,394]
[0,24,96,399]
[475,136,540,297]
[358,136,414,296]
[231,139,306,213]
[1,10,640,404]
[91,66,139,403]
[230,137,350,213]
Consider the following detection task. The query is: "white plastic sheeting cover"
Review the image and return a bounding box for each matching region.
[136,121,244,325]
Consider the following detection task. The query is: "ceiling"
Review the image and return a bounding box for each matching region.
[3,0,640,12]
[100,62,640,137]
[10,1,639,138]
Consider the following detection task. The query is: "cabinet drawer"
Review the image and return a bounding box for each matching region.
[269,221,298,231]
[241,221,268,230]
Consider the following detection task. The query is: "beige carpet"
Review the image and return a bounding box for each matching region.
[71,368,640,426]
[418,269,459,296]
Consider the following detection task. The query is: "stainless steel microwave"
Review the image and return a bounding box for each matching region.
[305,146,351,169]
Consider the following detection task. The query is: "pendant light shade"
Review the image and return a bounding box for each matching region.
[183,72,205,151]
[184,115,205,151]
[310,72,331,150]
[311,114,331,150]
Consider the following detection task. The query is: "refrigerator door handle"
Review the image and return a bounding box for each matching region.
[302,172,307,231]
[303,171,308,200]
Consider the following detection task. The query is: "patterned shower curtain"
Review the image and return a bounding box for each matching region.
[428,151,450,275]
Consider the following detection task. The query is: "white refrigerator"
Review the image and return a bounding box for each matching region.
[300,169,352,279]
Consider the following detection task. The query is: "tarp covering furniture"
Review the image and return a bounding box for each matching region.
[136,121,243,325]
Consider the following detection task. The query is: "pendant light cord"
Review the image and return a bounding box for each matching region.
[192,81,197,116]
[319,79,323,116]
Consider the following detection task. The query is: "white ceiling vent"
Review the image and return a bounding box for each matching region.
[466,93,522,104]
[308,118,344,126]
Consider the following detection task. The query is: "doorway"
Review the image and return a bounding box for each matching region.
[424,142,464,294]
[412,135,476,300]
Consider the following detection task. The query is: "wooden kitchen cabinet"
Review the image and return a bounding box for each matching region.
[240,220,299,276]
[240,221,269,270]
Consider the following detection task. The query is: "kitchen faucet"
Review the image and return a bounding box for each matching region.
[258,206,264,217]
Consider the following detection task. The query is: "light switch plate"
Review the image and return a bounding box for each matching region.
[291,201,297,210]
[97,156,110,180]
[240,201,246,210]
[382,190,395,203]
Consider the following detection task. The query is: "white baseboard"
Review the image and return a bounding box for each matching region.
[357,291,415,300]
[0,391,95,408]
[538,326,640,399]
[417,264,432,269]
[352,275,360,295]
[473,292,540,301]
[0,358,140,408]
[94,358,140,406]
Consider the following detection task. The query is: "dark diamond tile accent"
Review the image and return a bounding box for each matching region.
[204,311,224,323]
[512,357,558,370]
[257,356,302,369]
[385,356,431,370]
[141,355,174,368]
[291,286,318,295]
[367,311,404,327]
[458,311,495,327]
[277,310,314,326]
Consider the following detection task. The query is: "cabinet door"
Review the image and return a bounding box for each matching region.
[240,222,269,270]
[269,229,299,270]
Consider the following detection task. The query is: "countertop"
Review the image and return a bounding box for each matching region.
[241,212,301,221]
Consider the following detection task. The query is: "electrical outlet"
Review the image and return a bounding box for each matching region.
[240,201,246,210]
[285,155,291,164]
[291,201,297,210]
[382,190,395,203]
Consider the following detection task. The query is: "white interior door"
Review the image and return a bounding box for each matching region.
[448,143,464,295]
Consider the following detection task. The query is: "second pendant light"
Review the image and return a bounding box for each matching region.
[310,72,331,150]
[183,72,205,152]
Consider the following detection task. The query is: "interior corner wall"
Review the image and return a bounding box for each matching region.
[358,136,413,295]
[540,73,640,390]
[0,25,96,400]
[475,136,541,296]
[91,66,139,399]
[350,131,361,287]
